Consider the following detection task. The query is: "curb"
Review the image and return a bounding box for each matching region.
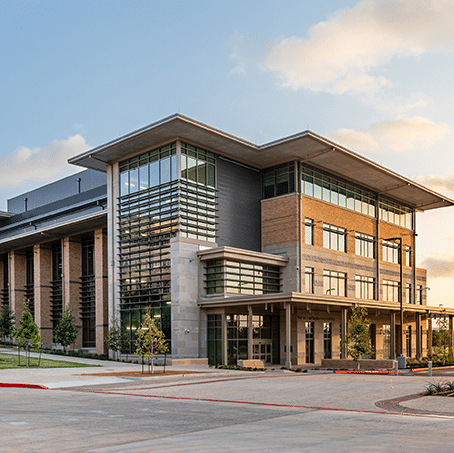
[333,370,402,374]
[0,383,49,390]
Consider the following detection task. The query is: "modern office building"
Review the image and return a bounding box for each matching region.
[1,114,453,366]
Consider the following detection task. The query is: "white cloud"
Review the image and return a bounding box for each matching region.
[262,0,454,94]
[0,134,90,189]
[370,116,450,152]
[420,255,454,278]
[328,128,380,153]
[414,174,454,197]
[328,115,450,154]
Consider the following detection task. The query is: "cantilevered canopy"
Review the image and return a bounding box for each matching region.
[69,114,454,211]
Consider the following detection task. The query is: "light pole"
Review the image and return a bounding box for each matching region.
[385,237,404,361]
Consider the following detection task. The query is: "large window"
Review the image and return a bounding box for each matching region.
[405,283,412,304]
[379,197,412,229]
[355,275,375,300]
[51,244,63,331]
[205,259,281,295]
[304,218,314,245]
[323,270,347,296]
[355,233,375,258]
[383,324,391,358]
[263,163,295,199]
[305,267,314,294]
[302,163,376,216]
[382,280,399,302]
[323,223,346,252]
[323,322,332,359]
[227,314,248,366]
[207,314,222,366]
[382,240,400,264]
[81,236,95,348]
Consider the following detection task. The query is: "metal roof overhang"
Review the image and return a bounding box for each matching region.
[68,114,454,211]
[0,211,107,253]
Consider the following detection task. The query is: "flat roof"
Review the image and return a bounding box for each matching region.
[69,114,454,211]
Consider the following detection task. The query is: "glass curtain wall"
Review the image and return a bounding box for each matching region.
[118,142,217,352]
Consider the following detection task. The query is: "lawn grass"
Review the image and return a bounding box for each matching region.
[0,353,99,369]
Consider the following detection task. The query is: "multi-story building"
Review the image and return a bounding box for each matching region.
[1,114,453,366]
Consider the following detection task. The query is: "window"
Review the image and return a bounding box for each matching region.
[305,218,314,245]
[382,280,399,302]
[405,246,412,267]
[323,322,332,359]
[416,285,423,304]
[305,322,314,363]
[262,162,295,199]
[302,163,376,217]
[323,270,347,296]
[405,283,412,304]
[355,275,375,300]
[382,240,399,264]
[205,260,281,295]
[379,197,413,229]
[305,267,314,293]
[323,224,346,252]
[355,233,375,258]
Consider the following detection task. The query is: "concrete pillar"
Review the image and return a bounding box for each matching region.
[341,307,347,359]
[416,312,421,359]
[10,251,27,328]
[285,302,291,368]
[63,237,82,349]
[94,228,108,355]
[247,305,253,360]
[390,311,395,359]
[34,245,53,344]
[428,317,433,356]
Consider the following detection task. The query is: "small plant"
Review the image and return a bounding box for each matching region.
[134,314,169,374]
[53,307,78,351]
[0,304,15,343]
[14,302,41,366]
[106,318,129,360]
[343,305,374,369]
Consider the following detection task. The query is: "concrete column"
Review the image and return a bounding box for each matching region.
[390,311,395,359]
[34,245,53,344]
[221,312,227,366]
[63,237,82,349]
[94,228,108,355]
[416,312,421,359]
[341,307,347,359]
[449,315,453,353]
[247,305,253,360]
[10,251,27,328]
[285,302,291,368]
[428,317,433,356]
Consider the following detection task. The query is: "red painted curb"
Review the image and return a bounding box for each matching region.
[333,370,401,374]
[409,365,454,372]
[0,383,48,390]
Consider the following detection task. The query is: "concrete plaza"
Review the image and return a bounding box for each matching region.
[1,350,454,452]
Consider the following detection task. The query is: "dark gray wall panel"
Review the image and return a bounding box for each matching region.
[216,157,261,251]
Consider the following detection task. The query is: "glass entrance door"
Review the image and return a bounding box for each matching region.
[253,339,272,364]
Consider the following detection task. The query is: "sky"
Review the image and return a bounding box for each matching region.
[1,0,454,307]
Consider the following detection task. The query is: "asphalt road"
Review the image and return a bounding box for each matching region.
[2,372,454,452]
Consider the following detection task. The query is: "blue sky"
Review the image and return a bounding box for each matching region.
[2,0,454,306]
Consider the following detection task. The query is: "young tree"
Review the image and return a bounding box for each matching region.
[106,318,129,360]
[433,309,451,362]
[344,305,375,369]
[53,307,79,351]
[134,314,169,374]
[14,303,41,366]
[0,304,15,344]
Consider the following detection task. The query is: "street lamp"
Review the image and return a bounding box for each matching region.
[385,237,404,363]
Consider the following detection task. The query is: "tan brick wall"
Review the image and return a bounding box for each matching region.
[10,251,27,328]
[262,194,299,247]
[94,228,108,355]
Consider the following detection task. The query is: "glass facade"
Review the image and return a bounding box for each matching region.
[262,162,296,199]
[118,141,217,352]
[207,314,222,366]
[51,244,63,331]
[25,248,34,319]
[205,259,281,295]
